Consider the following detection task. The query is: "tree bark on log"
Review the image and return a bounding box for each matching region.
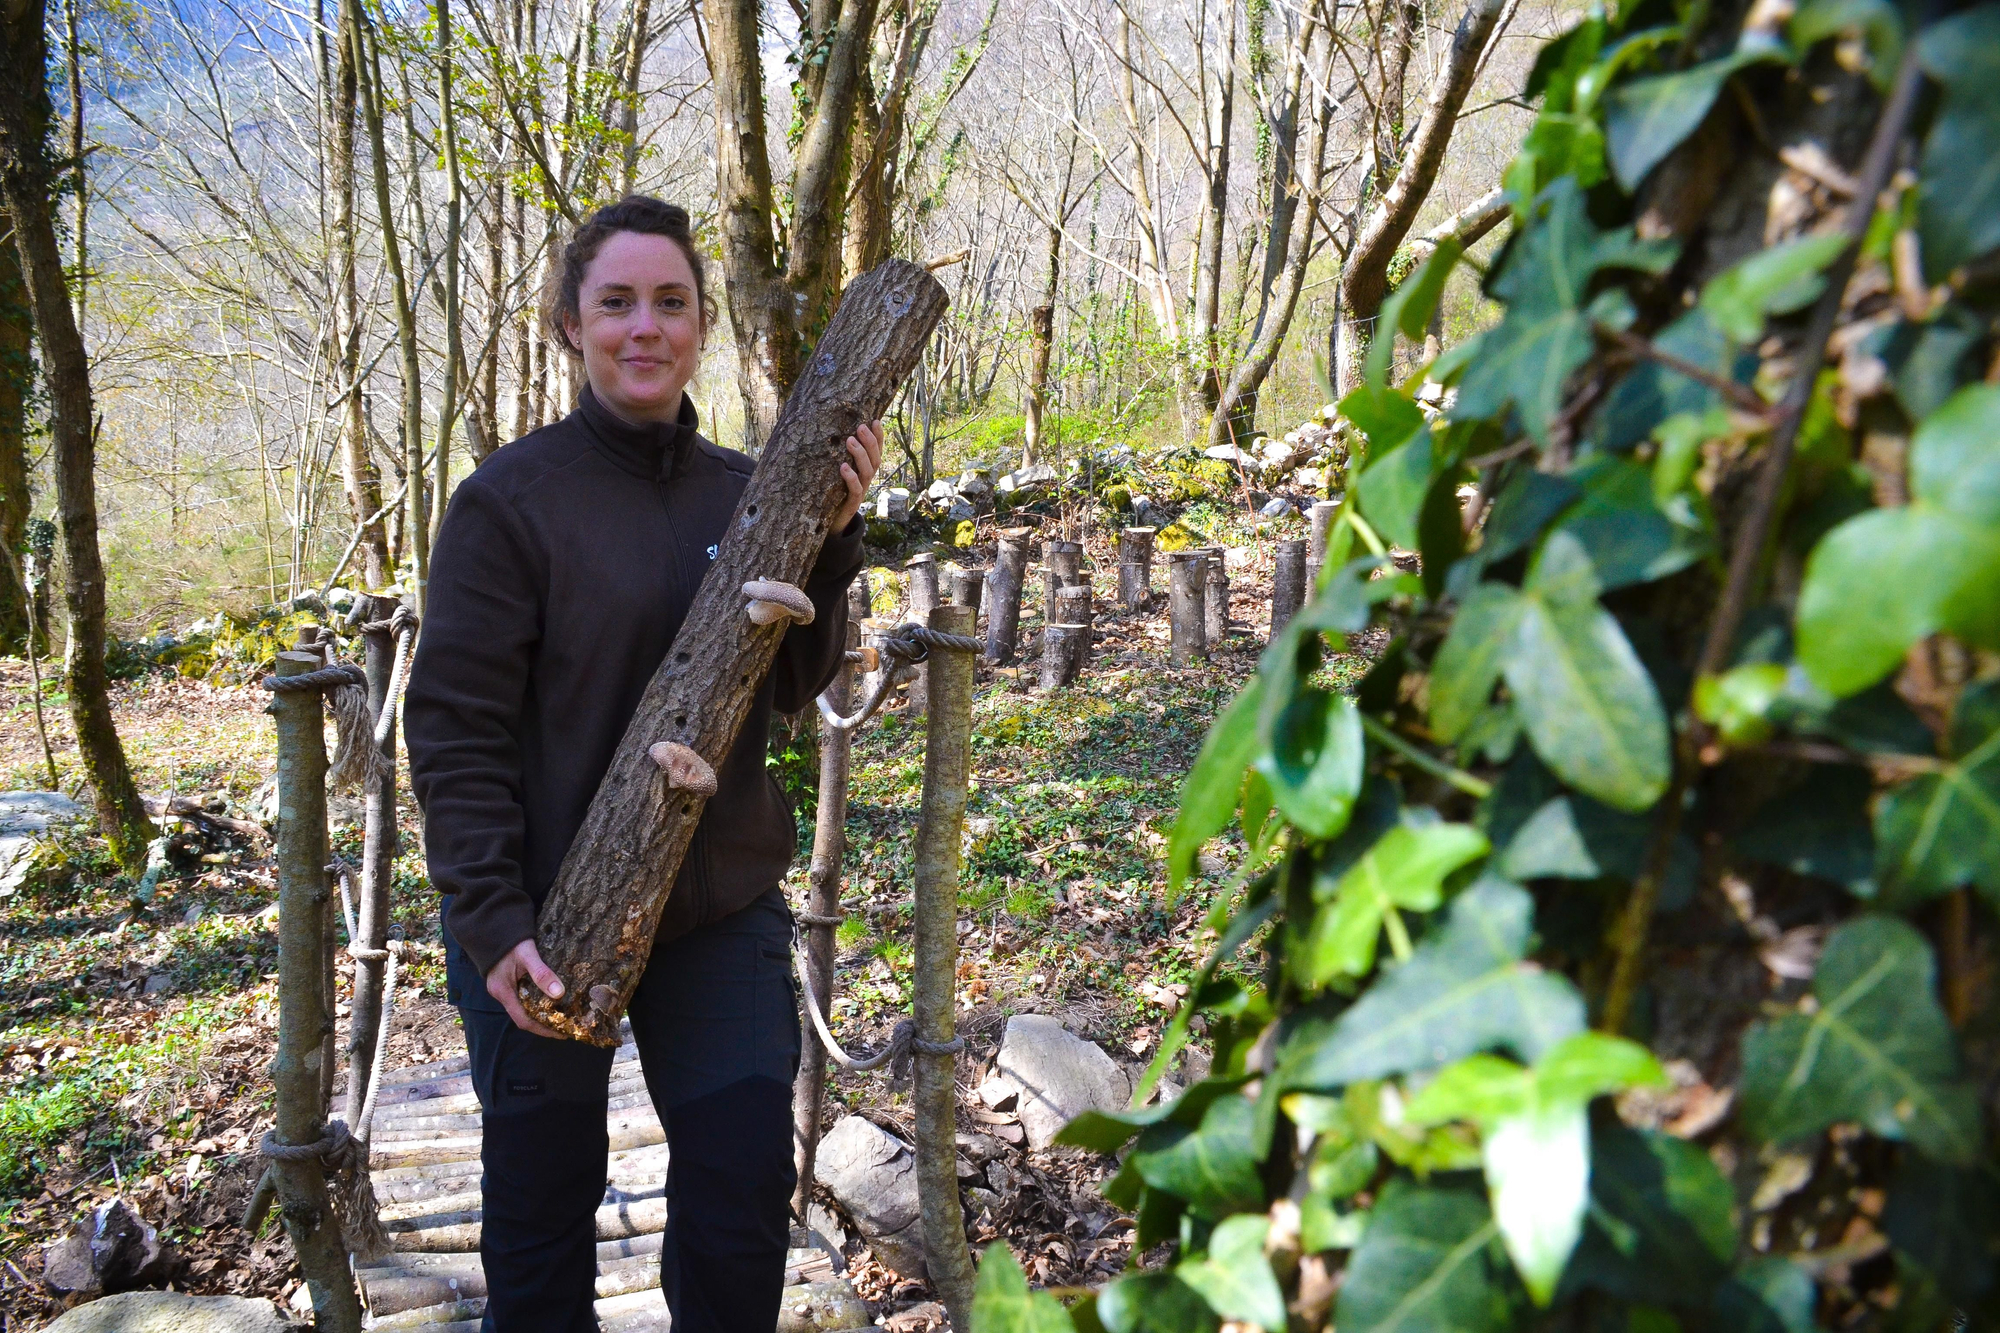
[268,653,365,1331]
[1055,585,1091,669]
[950,567,983,616]
[984,529,1030,663]
[1042,540,1082,627]
[1117,527,1155,613]
[1041,626,1085,690]
[1202,549,1229,647]
[1307,500,1338,586]
[526,259,948,1044]
[792,619,857,1220]
[1271,538,1307,638]
[910,605,977,1330]
[1169,553,1206,665]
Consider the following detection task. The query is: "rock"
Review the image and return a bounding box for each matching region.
[142,974,172,997]
[976,1074,1019,1109]
[806,1201,848,1254]
[777,1278,871,1333]
[946,497,976,525]
[41,1200,176,1299]
[988,1015,1133,1149]
[876,488,911,523]
[997,463,1057,496]
[45,1293,302,1333]
[813,1115,927,1280]
[1203,444,1256,467]
[955,476,996,512]
[1259,496,1294,519]
[963,816,997,855]
[924,479,959,505]
[1,791,85,898]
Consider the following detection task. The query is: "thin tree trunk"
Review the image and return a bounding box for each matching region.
[1190,2,1235,415]
[0,6,149,870]
[618,0,651,194]
[1334,0,1509,394]
[345,599,400,1126]
[432,0,466,549]
[351,0,429,609]
[0,221,31,651]
[332,0,389,585]
[1021,223,1059,467]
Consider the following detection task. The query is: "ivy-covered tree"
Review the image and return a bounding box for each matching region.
[976,0,2000,1328]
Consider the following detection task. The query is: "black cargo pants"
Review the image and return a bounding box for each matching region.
[443,887,802,1333]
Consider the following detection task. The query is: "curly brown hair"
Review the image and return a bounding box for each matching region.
[545,195,717,354]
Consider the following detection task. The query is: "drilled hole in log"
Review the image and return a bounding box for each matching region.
[674,714,687,728]
[675,651,690,663]
[681,802,693,815]
[746,504,759,518]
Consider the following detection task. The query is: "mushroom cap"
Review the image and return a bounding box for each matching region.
[742,579,815,624]
[648,740,718,795]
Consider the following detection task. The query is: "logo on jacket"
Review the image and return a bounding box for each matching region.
[707,544,719,560]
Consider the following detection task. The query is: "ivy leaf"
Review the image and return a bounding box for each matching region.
[973,1243,1079,1333]
[1169,677,1266,895]
[1279,876,1586,1089]
[1505,533,1672,811]
[1097,1272,1219,1333]
[1568,1125,1737,1306]
[1406,1034,1666,1304]
[1058,1075,1257,1155]
[1130,1093,1266,1216]
[1430,584,1528,744]
[1799,383,2000,695]
[1712,1258,1821,1333]
[1255,689,1365,841]
[1357,427,1438,552]
[1697,233,1849,343]
[1915,8,2000,278]
[1739,915,1982,1165]
[1874,679,2000,908]
[1455,179,1676,442]
[1602,49,1781,190]
[1589,308,1752,453]
[1368,240,1465,389]
[1471,468,1581,572]
[1339,383,1427,456]
[1177,1215,1288,1333]
[1333,1181,1517,1333]
[1734,764,1876,897]
[1554,453,1712,591]
[1301,822,1492,983]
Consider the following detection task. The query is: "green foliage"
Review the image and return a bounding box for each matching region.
[973,3,2000,1330]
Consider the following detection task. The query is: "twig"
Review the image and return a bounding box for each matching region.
[1596,324,1774,417]
[1601,49,1928,1038]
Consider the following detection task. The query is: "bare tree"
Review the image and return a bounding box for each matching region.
[0,216,31,651]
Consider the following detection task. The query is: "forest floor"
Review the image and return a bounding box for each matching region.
[0,521,1360,1329]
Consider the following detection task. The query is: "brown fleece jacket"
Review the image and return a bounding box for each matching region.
[404,387,863,976]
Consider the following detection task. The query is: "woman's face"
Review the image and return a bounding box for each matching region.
[565,230,704,425]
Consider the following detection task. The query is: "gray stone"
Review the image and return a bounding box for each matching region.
[989,1015,1132,1149]
[876,488,912,523]
[45,1293,302,1333]
[41,1200,175,1299]
[1203,444,1256,466]
[1259,497,1294,519]
[946,498,976,525]
[1,791,85,898]
[997,464,1057,496]
[956,476,995,512]
[813,1115,927,1280]
[924,479,959,505]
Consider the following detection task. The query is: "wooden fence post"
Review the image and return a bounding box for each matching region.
[1169,553,1206,665]
[905,553,939,716]
[345,594,400,1126]
[267,651,364,1331]
[984,529,1030,664]
[1117,527,1155,613]
[792,620,859,1221]
[1271,538,1307,638]
[910,605,978,1331]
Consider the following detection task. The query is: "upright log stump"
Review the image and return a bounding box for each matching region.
[984,529,1031,663]
[1307,500,1339,586]
[524,260,949,1044]
[1271,538,1307,637]
[1168,552,1207,665]
[1117,527,1156,613]
[1202,548,1229,647]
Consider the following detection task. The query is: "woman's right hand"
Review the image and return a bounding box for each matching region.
[486,938,567,1038]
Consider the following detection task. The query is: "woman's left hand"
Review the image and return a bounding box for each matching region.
[832,420,883,531]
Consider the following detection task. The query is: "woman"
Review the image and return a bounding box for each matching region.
[405,195,880,1333]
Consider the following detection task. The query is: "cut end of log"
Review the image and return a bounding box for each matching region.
[648,742,718,796]
[744,579,815,626]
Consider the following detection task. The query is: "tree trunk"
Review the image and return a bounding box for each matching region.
[1307,499,1338,585]
[1202,548,1229,646]
[1333,0,1508,395]
[344,598,401,1126]
[1271,537,1306,637]
[983,528,1030,663]
[1118,526,1155,613]
[904,551,939,716]
[431,0,466,552]
[1190,6,1235,415]
[617,0,651,194]
[526,261,948,1045]
[1168,552,1206,665]
[0,222,31,652]
[0,5,150,870]
[332,3,390,587]
[1020,224,1059,467]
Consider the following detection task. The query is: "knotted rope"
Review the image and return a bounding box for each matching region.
[817,622,985,731]
[262,662,379,792]
[792,936,963,1084]
[363,605,420,749]
[258,1118,391,1259]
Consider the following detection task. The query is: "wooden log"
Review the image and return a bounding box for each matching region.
[266,652,365,1331]
[1168,554,1207,665]
[392,1195,671,1255]
[1054,586,1091,672]
[950,566,983,618]
[904,552,939,715]
[1117,527,1155,613]
[526,260,948,1044]
[845,570,871,623]
[1271,538,1307,637]
[1202,548,1230,647]
[1307,500,1339,586]
[792,621,857,1219]
[910,607,978,1331]
[345,594,401,1126]
[1041,540,1081,626]
[1040,626,1086,690]
[983,529,1031,663]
